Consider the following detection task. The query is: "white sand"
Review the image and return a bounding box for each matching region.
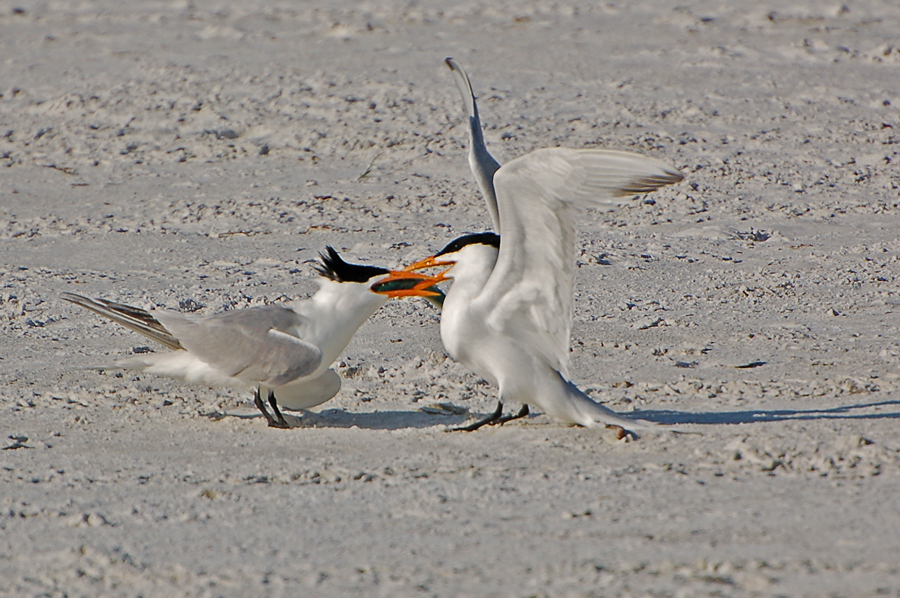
[2,1,900,596]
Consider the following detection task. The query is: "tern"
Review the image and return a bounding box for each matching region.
[63,247,432,428]
[377,59,682,432]
[374,148,683,431]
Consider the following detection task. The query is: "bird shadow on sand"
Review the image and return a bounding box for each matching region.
[219,400,900,430]
[634,399,900,426]
[224,408,467,430]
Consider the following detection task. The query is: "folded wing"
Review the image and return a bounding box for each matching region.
[155,306,322,387]
[62,292,183,350]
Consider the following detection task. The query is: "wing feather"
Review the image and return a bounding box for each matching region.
[65,293,323,387]
[62,292,183,350]
[446,58,502,232]
[479,148,683,373]
[152,306,323,387]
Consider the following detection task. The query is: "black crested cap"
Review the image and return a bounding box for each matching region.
[436,232,500,257]
[314,246,389,283]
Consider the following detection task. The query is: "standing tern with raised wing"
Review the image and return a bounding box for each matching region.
[374,109,683,432]
[64,248,433,428]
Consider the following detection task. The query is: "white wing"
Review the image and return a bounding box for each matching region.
[446,58,502,232]
[478,148,683,374]
[155,306,323,387]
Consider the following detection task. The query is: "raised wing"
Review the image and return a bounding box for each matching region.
[479,148,683,373]
[155,306,322,387]
[446,58,502,232]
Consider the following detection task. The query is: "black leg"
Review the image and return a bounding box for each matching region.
[497,404,529,425]
[451,401,504,432]
[268,390,290,429]
[253,387,279,427]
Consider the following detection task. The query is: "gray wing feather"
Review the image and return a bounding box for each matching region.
[62,292,183,350]
[155,306,322,386]
[446,58,502,232]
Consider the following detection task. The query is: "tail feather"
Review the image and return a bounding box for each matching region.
[62,292,183,351]
[557,375,660,432]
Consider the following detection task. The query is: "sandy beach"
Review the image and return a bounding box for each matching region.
[3,1,900,596]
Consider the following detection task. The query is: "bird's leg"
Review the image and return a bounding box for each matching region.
[253,387,289,429]
[496,404,529,425]
[451,401,504,432]
[267,390,290,429]
[253,387,279,427]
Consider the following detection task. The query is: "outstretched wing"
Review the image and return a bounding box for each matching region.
[479,148,683,374]
[446,57,502,232]
[155,306,323,387]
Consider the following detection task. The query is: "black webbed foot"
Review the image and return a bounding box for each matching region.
[451,402,530,432]
[496,404,529,425]
[268,389,290,429]
[451,401,504,432]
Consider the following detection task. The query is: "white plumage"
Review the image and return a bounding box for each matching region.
[373,61,683,433]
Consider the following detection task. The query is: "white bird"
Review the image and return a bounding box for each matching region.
[63,247,418,428]
[373,147,683,434]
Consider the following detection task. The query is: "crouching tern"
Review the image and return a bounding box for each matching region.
[372,147,683,434]
[63,247,435,428]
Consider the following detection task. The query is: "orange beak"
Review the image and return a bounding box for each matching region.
[370,256,455,298]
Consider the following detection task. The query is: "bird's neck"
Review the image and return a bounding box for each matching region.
[444,247,498,304]
[440,250,498,362]
[301,280,386,365]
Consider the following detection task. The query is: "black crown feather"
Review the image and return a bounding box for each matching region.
[315,246,389,283]
[436,232,500,257]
